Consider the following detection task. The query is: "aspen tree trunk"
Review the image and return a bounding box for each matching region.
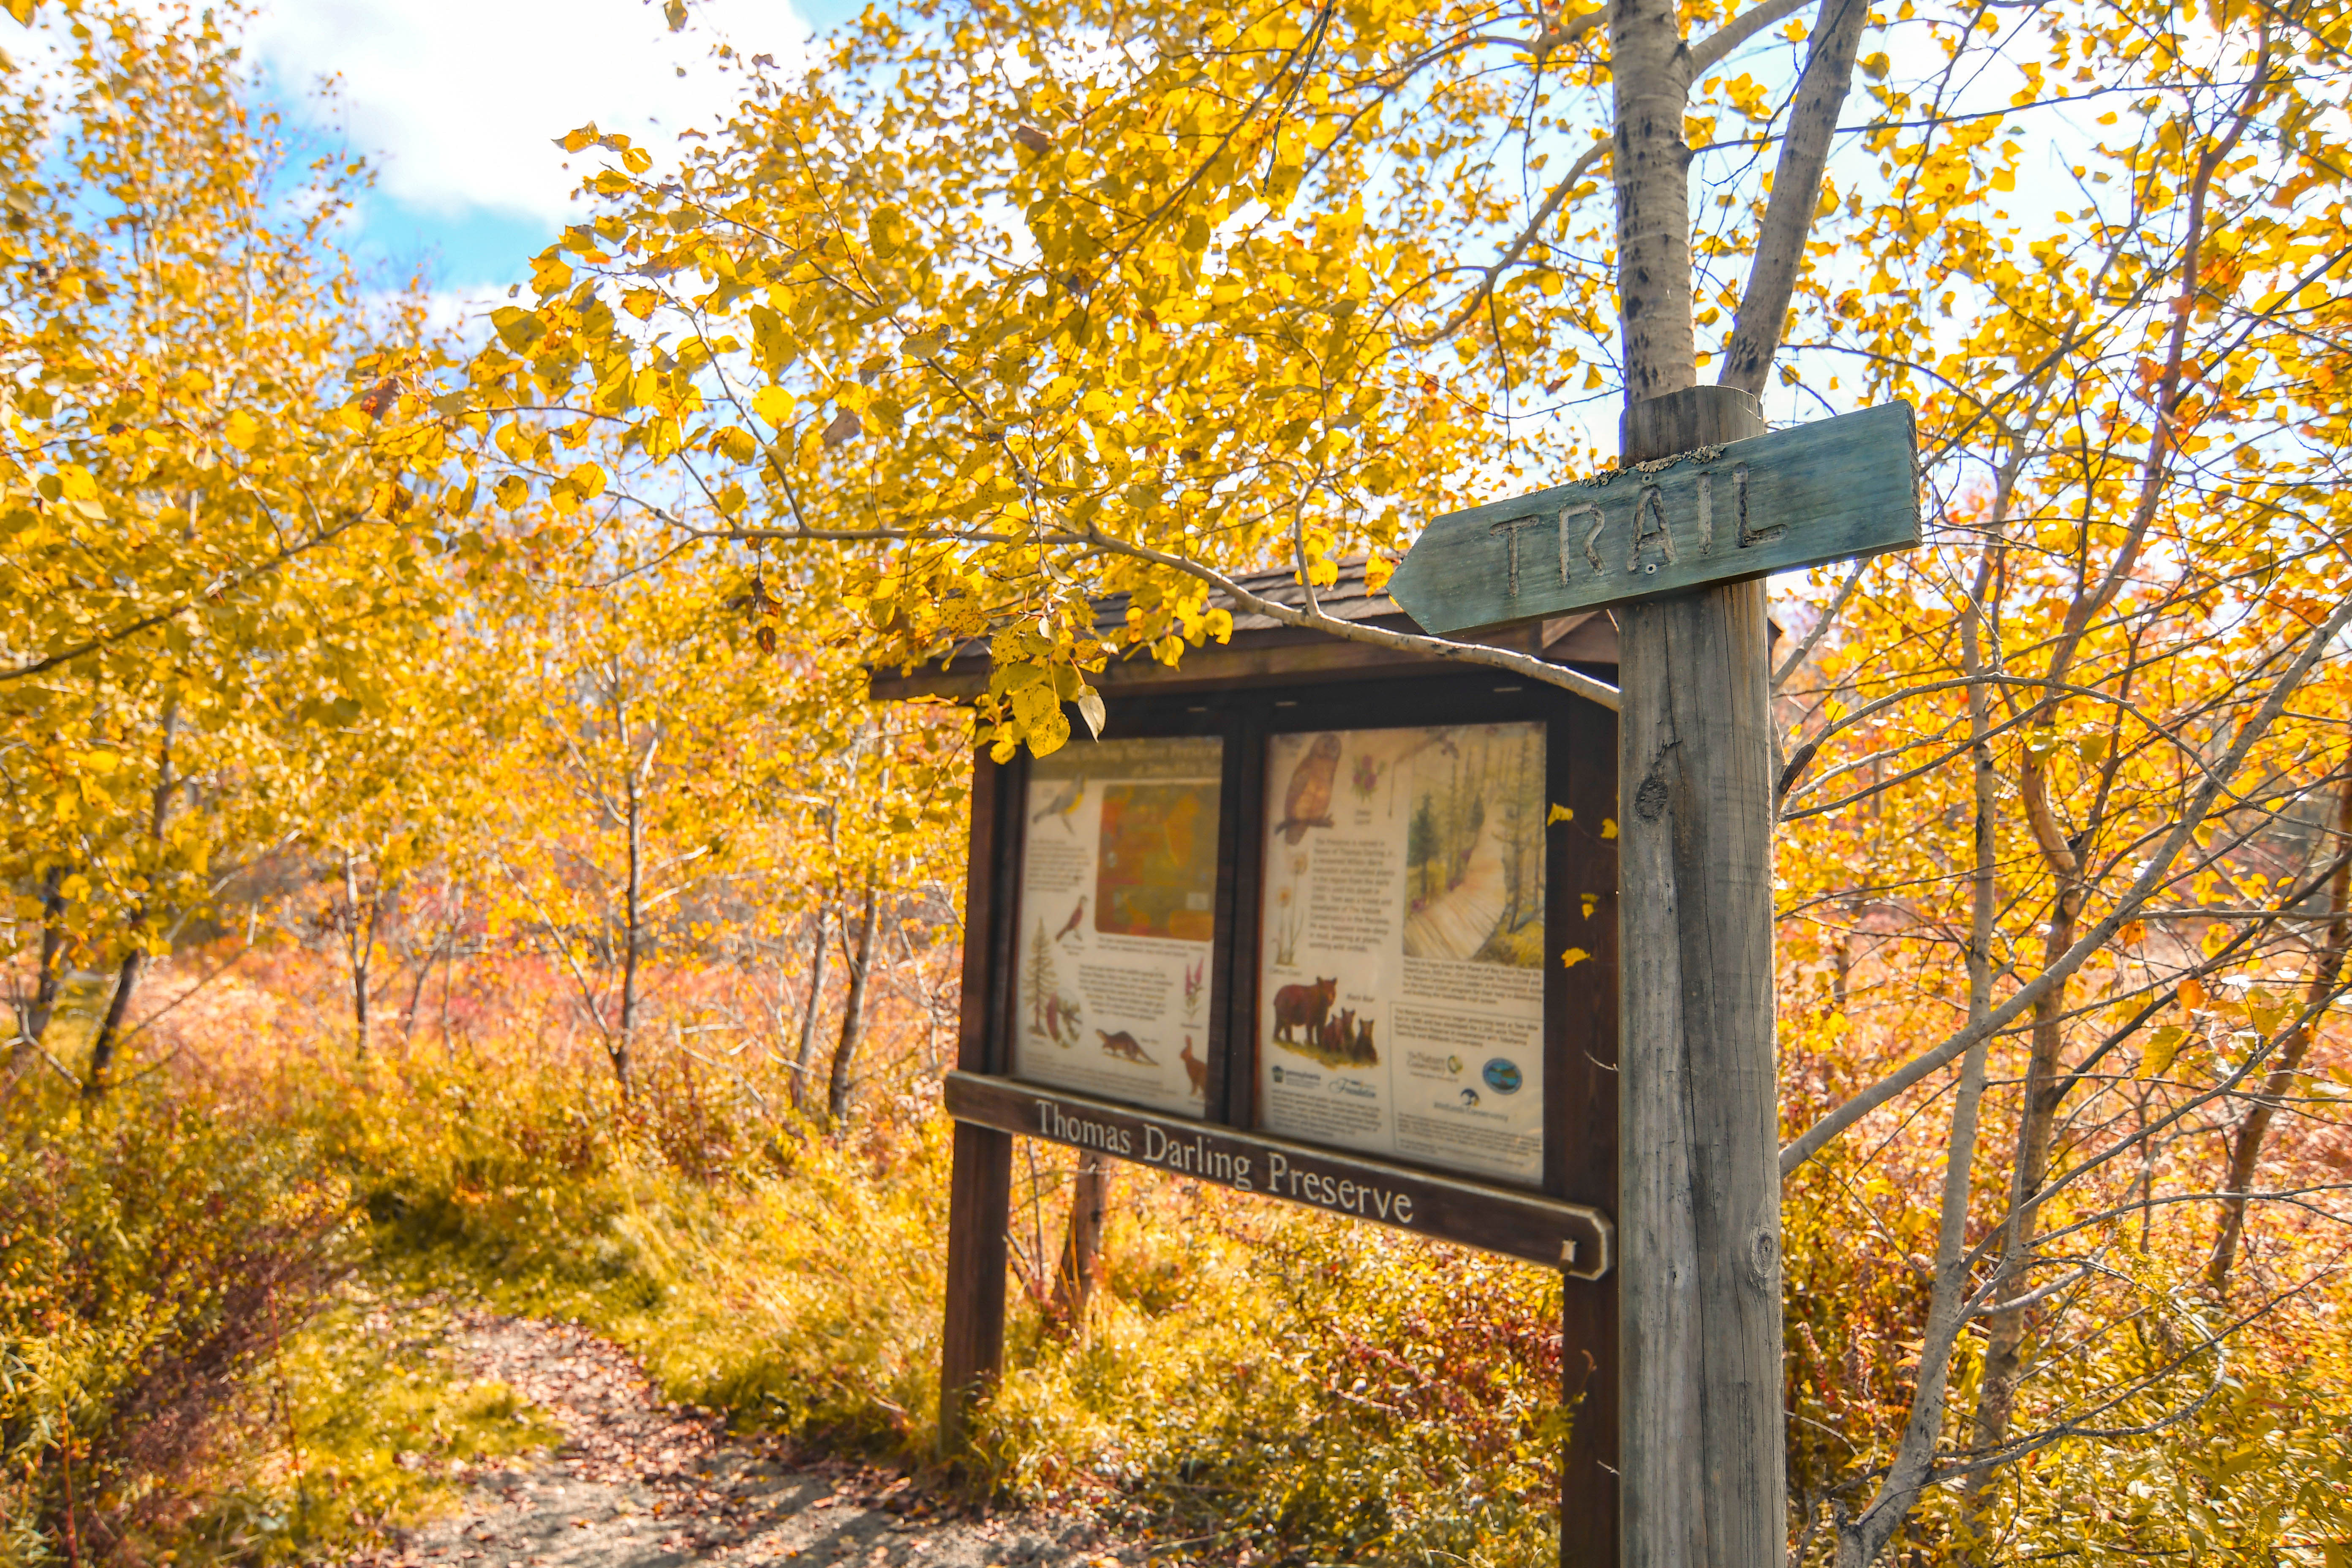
[1609,0,1695,406]
[401,889,452,1040]
[343,849,373,1058]
[613,771,644,1094]
[85,697,179,1099]
[1050,1152,1111,1327]
[1832,509,2014,1565]
[826,877,879,1122]
[2207,772,2352,1290]
[793,903,833,1113]
[1960,83,2261,1493]
[12,866,67,1063]
[1966,885,2077,1486]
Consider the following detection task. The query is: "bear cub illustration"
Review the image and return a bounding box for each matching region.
[1271,977,1337,1044]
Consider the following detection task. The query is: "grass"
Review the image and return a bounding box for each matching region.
[168,1289,562,1564]
[22,947,2348,1568]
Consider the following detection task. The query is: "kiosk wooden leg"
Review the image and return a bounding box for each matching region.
[1561,1280,1622,1567]
[939,1120,1012,1450]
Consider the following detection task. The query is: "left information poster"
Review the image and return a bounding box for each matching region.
[1012,735,1223,1117]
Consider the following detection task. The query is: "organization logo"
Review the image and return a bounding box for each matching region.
[1271,1064,1285,1084]
[1481,1057,1524,1095]
[1447,1054,1464,1075]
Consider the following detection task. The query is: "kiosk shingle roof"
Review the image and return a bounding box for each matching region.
[870,556,1621,701]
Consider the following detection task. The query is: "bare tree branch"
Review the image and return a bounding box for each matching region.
[1688,0,1818,76]
[1718,0,1870,395]
[1780,591,2352,1178]
[1408,139,1610,347]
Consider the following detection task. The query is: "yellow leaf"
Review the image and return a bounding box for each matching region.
[1560,947,1592,969]
[558,125,598,153]
[1546,803,1574,825]
[753,384,797,427]
[1581,893,1599,918]
[568,462,607,500]
[1601,817,1618,839]
[531,252,574,298]
[622,146,653,175]
[222,410,260,451]
[621,288,659,320]
[1363,553,1395,594]
[2177,975,2207,1014]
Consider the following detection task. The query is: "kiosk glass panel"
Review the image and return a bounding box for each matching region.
[1255,723,1548,1184]
[1011,735,1222,1116]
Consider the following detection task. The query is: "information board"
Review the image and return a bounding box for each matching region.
[1011,734,1222,1116]
[1255,723,1549,1185]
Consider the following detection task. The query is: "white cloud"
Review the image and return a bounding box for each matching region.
[249,0,815,223]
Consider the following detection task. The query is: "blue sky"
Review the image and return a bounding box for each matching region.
[245,0,868,303]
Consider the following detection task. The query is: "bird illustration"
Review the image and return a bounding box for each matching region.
[1273,734,1342,844]
[1031,775,1086,834]
[1054,896,1087,943]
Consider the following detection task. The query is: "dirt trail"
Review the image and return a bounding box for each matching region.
[335,1310,1139,1568]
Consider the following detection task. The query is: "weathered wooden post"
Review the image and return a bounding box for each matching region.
[1384,391,1916,1565]
[1614,386,1784,1568]
[939,754,1012,1451]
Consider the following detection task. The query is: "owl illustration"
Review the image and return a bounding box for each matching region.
[1273,733,1342,845]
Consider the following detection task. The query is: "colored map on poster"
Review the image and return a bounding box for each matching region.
[1013,736,1221,1117]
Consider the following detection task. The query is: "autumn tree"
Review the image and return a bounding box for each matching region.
[480,558,762,1093]
[0,2,455,1094]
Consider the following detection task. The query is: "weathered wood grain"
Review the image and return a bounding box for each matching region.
[1388,400,1916,637]
[1551,698,1622,1568]
[1616,387,1786,1568]
[940,753,1014,1451]
[945,1072,1613,1277]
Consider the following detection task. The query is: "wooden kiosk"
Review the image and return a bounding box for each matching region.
[872,562,1625,1563]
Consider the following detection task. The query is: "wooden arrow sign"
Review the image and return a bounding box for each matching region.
[1387,401,1919,637]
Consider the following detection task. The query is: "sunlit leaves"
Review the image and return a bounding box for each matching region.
[0,4,464,988]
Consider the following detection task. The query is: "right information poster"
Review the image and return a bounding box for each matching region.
[1255,723,1549,1187]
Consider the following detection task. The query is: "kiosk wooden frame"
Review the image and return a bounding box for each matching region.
[879,571,1625,1565]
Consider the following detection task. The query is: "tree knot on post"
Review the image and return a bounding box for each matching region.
[1747,1226,1780,1288]
[1636,740,1677,821]
[1635,774,1669,820]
